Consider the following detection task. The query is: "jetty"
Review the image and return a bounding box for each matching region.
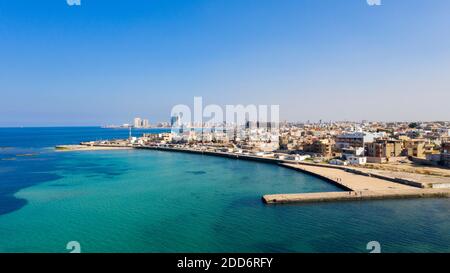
[262,189,450,204]
[55,145,132,151]
[263,163,450,204]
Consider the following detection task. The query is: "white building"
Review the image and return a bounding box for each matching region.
[348,156,367,165]
[329,159,348,166]
[134,117,142,128]
[133,117,150,128]
[439,128,450,136]
[142,119,149,128]
[342,147,365,159]
[335,132,385,148]
[285,154,311,161]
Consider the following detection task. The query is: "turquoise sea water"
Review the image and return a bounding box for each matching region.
[0,127,449,253]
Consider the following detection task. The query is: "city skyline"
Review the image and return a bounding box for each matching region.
[1,0,450,127]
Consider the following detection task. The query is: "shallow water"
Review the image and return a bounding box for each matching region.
[0,128,449,252]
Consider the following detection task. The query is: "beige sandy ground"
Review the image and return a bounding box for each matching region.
[359,162,450,177]
[347,168,450,188]
[283,163,417,191]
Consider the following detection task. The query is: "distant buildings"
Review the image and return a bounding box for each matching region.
[274,121,450,168]
[143,132,173,143]
[133,117,150,128]
[170,115,180,127]
[105,119,450,169]
[156,122,170,128]
[134,117,142,128]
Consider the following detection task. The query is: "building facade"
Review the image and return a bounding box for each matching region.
[405,139,426,158]
[366,139,402,159]
[442,142,450,167]
[304,139,334,157]
[335,132,384,149]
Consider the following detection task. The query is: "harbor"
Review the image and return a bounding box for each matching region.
[138,146,450,204]
[57,142,450,205]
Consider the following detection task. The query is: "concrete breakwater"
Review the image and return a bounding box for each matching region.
[263,163,450,204]
[262,189,450,204]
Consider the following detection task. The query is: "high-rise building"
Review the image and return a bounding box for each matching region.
[142,119,149,128]
[134,117,142,128]
[171,115,180,127]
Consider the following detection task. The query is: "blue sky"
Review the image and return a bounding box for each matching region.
[0,0,449,126]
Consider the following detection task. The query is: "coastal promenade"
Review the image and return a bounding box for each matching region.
[136,145,283,163]
[60,143,450,204]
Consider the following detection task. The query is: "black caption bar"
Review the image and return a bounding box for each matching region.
[0,253,448,272]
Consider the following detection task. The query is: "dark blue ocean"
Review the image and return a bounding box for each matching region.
[0,127,449,252]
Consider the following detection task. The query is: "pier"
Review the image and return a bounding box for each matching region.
[55,145,132,151]
[262,188,450,204]
[263,163,450,204]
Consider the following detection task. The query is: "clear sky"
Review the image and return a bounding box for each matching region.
[0,0,449,126]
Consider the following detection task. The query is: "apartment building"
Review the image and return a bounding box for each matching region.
[441,142,450,167]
